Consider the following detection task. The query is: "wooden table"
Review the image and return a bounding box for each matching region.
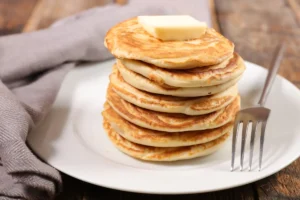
[1,0,299,199]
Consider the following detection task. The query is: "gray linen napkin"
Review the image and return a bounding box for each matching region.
[0,4,174,200]
[0,1,210,199]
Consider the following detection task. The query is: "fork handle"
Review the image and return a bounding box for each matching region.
[258,43,286,106]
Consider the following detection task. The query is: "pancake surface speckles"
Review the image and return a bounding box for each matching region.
[118,53,245,87]
[103,120,230,161]
[104,18,234,69]
[102,105,233,147]
[106,87,240,132]
[109,66,238,115]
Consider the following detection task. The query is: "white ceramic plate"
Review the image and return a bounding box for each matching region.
[28,60,300,194]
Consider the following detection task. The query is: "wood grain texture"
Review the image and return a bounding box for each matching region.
[287,0,300,26]
[215,0,300,69]
[114,0,128,5]
[0,0,38,35]
[0,0,298,199]
[215,0,300,199]
[256,159,300,199]
[23,0,114,32]
[56,173,256,200]
[209,0,221,32]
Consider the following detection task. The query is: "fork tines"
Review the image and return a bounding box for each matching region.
[231,43,285,172]
[231,108,270,171]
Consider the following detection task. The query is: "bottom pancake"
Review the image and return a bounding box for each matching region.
[103,120,230,161]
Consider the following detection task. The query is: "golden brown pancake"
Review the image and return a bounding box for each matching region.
[116,62,241,97]
[106,87,240,132]
[118,53,245,87]
[109,65,238,115]
[103,120,230,161]
[104,17,234,69]
[102,105,233,147]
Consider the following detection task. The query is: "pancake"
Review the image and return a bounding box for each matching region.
[104,17,234,69]
[116,62,241,97]
[103,120,230,161]
[102,105,233,147]
[106,87,240,132]
[110,68,238,115]
[118,53,245,87]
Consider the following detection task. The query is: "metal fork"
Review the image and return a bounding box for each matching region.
[231,43,286,171]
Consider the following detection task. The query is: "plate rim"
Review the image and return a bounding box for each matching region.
[28,60,300,194]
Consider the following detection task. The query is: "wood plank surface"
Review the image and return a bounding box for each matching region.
[215,0,300,86]
[56,173,256,200]
[23,0,114,32]
[0,0,38,35]
[287,0,300,26]
[215,0,300,199]
[0,0,299,199]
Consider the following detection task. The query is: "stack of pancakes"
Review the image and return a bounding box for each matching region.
[102,17,245,161]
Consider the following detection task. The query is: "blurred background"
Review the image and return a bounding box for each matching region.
[1,0,299,83]
[1,0,299,86]
[0,0,299,199]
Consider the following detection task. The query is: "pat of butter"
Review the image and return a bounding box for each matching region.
[138,15,207,41]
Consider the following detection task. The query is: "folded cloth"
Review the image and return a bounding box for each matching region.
[0,1,211,199]
[0,4,175,200]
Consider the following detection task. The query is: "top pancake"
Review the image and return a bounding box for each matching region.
[104,17,234,69]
